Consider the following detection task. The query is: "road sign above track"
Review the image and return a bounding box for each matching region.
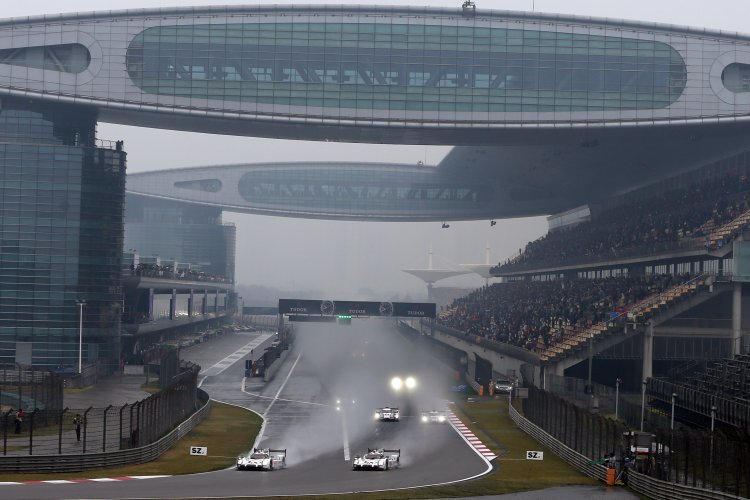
[279,299,435,318]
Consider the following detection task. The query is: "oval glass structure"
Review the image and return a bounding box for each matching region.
[174,179,222,193]
[126,23,686,113]
[723,63,750,93]
[0,43,90,73]
[237,166,492,218]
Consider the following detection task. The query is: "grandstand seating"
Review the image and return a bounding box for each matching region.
[648,354,750,428]
[706,208,750,249]
[440,166,750,431]
[536,276,706,363]
[493,173,750,274]
[438,274,705,363]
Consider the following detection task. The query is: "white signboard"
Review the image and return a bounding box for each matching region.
[190,446,208,456]
[526,451,544,460]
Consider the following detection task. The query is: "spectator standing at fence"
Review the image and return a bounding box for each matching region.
[73,414,82,442]
[14,408,24,434]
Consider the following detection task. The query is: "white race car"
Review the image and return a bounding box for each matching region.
[374,407,399,421]
[352,448,400,470]
[236,448,286,471]
[420,410,448,423]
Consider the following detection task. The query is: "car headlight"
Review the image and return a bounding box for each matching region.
[421,415,428,422]
[374,412,381,419]
[391,377,403,391]
[438,415,446,422]
[405,376,417,389]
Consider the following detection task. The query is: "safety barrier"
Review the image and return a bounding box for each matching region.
[0,390,210,473]
[263,349,289,382]
[509,402,745,500]
[627,471,747,500]
[508,401,608,483]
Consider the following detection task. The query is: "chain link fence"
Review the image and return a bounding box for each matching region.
[1,362,201,456]
[0,366,63,419]
[522,386,750,498]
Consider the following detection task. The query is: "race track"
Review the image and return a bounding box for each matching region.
[7,321,491,499]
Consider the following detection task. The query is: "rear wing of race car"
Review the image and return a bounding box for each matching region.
[382,448,401,460]
[366,448,401,457]
[253,447,287,457]
[376,407,399,413]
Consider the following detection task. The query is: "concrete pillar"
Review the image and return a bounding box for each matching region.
[733,282,742,356]
[642,321,653,381]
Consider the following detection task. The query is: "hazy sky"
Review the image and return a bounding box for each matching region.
[5,1,745,298]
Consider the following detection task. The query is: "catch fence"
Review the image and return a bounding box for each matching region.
[1,362,201,457]
[522,386,750,498]
[0,366,63,420]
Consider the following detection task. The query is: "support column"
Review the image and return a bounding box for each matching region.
[733,282,742,356]
[642,321,653,381]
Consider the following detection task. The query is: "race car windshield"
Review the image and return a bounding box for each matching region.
[364,453,380,459]
[250,453,268,459]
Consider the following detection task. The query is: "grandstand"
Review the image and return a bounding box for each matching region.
[438,150,750,434]
[493,161,750,274]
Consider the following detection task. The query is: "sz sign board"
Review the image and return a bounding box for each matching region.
[190,446,208,456]
[526,451,544,460]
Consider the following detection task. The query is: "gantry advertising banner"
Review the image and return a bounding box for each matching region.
[278,299,435,318]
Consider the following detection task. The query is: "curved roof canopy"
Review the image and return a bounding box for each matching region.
[0,5,749,144]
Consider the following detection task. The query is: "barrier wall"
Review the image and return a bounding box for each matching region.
[509,403,746,500]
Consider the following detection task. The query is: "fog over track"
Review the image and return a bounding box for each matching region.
[7,322,489,499]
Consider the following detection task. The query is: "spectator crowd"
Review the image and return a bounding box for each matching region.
[439,275,683,352]
[494,173,750,273]
[129,263,231,283]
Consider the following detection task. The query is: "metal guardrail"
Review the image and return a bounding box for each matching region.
[628,471,748,500]
[509,401,747,500]
[509,401,608,482]
[0,389,210,473]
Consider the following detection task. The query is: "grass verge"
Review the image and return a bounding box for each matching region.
[0,401,261,482]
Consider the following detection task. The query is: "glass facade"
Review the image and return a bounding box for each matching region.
[124,194,236,281]
[0,43,91,73]
[126,22,686,112]
[723,63,750,93]
[236,166,491,217]
[0,99,126,369]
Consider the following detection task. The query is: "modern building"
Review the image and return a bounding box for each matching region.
[125,194,236,281]
[2,4,750,369]
[0,98,125,369]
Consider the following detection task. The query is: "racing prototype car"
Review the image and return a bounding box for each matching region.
[374,407,399,421]
[236,448,286,470]
[352,448,400,470]
[420,410,448,423]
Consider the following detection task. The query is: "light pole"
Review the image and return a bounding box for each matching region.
[670,392,677,430]
[76,300,86,374]
[710,404,717,469]
[615,378,622,421]
[640,379,647,431]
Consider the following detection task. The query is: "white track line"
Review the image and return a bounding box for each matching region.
[341,406,351,461]
[199,333,275,387]
[251,351,303,446]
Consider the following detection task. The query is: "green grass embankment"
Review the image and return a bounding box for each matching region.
[0,401,261,481]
